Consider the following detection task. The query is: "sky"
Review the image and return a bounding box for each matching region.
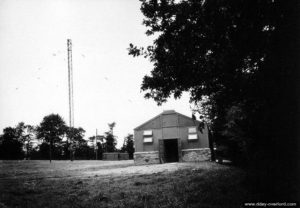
[0,0,192,147]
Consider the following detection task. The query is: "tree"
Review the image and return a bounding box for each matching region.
[121,134,135,159]
[103,122,117,152]
[129,0,298,157]
[35,142,50,159]
[15,122,35,159]
[0,127,24,159]
[66,127,86,160]
[89,135,104,160]
[129,0,298,199]
[36,114,67,162]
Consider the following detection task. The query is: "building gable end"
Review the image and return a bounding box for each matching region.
[177,113,200,127]
[134,115,161,131]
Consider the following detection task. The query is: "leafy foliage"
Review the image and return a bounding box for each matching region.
[36,114,67,143]
[0,127,24,159]
[121,134,135,159]
[15,122,35,159]
[66,126,86,160]
[66,127,86,146]
[129,0,299,198]
[129,0,298,163]
[88,135,104,159]
[103,122,117,152]
[36,114,67,162]
[0,115,121,160]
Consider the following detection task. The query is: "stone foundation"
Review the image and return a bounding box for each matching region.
[134,148,211,165]
[134,151,160,165]
[181,148,211,162]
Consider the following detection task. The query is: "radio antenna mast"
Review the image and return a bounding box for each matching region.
[67,39,74,128]
[67,39,75,161]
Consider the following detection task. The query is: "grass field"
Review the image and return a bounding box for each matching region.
[0,160,248,208]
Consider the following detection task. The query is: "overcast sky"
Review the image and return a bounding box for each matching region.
[0,0,192,147]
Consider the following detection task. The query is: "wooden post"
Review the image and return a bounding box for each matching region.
[177,138,181,162]
[95,129,98,160]
[159,139,165,163]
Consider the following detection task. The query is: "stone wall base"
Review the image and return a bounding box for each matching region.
[181,148,211,162]
[134,151,160,165]
[134,148,211,165]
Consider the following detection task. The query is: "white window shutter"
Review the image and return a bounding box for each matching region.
[188,127,197,133]
[188,134,197,140]
[143,130,152,136]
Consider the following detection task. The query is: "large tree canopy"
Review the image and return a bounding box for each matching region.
[129,0,297,106]
[129,0,299,198]
[121,134,135,159]
[36,114,67,162]
[104,122,117,152]
[66,126,86,160]
[16,122,35,159]
[129,0,298,155]
[36,114,66,143]
[66,127,86,147]
[0,127,24,159]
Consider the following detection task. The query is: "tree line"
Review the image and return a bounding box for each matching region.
[0,114,134,161]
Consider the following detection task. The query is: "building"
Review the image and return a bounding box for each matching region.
[134,110,211,165]
[102,152,129,160]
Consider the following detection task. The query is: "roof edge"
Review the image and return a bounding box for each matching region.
[134,114,161,131]
[134,110,202,131]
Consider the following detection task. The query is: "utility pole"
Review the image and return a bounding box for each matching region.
[67,39,74,161]
[95,129,98,160]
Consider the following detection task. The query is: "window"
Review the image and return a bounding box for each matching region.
[144,137,153,143]
[188,127,197,133]
[143,130,153,143]
[188,134,197,140]
[188,127,198,140]
[143,130,152,136]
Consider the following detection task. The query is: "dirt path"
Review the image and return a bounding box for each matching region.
[0,160,219,180]
[82,161,219,178]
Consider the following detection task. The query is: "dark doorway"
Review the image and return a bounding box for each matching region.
[164,139,179,162]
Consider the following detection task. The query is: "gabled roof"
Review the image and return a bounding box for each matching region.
[134,110,200,131]
[134,114,161,131]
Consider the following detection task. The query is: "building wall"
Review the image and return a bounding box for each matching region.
[134,128,162,152]
[178,115,198,126]
[135,126,209,152]
[162,127,179,139]
[134,111,211,165]
[179,126,209,150]
[137,115,162,130]
[162,114,178,127]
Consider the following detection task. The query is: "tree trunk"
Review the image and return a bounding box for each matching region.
[26,143,29,160]
[208,126,216,161]
[49,140,52,163]
[70,142,74,161]
[67,138,71,161]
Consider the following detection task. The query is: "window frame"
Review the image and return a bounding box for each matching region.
[188,127,198,141]
[143,130,153,143]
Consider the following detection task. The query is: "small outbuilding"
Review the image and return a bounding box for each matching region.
[102,153,129,160]
[134,110,211,165]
